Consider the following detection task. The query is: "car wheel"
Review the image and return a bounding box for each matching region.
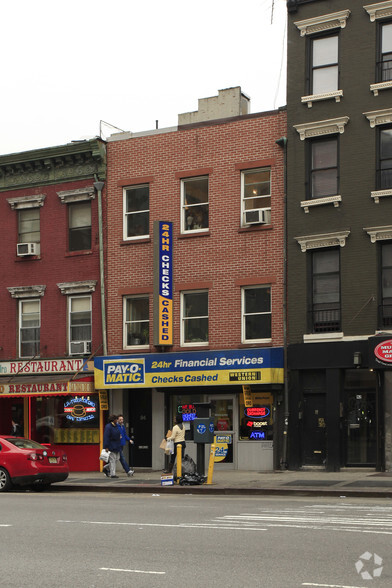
[0,467,12,492]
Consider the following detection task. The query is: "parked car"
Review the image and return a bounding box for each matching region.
[0,436,69,492]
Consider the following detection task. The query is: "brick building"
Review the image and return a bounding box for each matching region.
[95,88,287,471]
[286,0,392,471]
[0,139,106,471]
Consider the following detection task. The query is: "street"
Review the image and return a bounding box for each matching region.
[0,492,391,587]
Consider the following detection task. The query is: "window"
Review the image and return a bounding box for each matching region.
[18,208,40,249]
[310,34,339,94]
[310,249,340,333]
[309,137,338,199]
[181,177,209,232]
[242,286,271,342]
[124,297,149,347]
[68,202,91,251]
[19,299,40,357]
[123,184,149,239]
[69,296,92,355]
[378,126,392,189]
[241,168,271,226]
[181,291,208,345]
[378,22,392,82]
[380,242,392,328]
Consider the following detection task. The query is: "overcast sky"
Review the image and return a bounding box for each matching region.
[1,0,287,156]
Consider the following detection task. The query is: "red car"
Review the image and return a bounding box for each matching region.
[0,436,69,492]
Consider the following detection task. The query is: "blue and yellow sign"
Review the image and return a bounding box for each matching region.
[94,348,283,389]
[153,221,173,346]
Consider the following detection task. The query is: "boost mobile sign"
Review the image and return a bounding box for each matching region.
[94,348,284,389]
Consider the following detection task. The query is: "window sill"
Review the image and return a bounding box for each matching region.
[180,343,210,349]
[301,90,343,108]
[238,224,273,233]
[123,345,150,351]
[121,237,151,245]
[303,332,344,343]
[15,255,41,262]
[370,81,392,96]
[300,195,342,213]
[239,340,272,347]
[371,189,392,203]
[65,250,93,257]
[178,231,210,239]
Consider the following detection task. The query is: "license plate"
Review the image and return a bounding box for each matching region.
[48,457,57,464]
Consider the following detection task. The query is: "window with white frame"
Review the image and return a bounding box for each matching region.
[19,299,40,358]
[309,136,339,198]
[181,177,209,232]
[18,208,40,253]
[241,168,271,226]
[378,21,392,82]
[123,296,149,347]
[123,184,149,239]
[68,201,91,251]
[181,291,208,345]
[69,296,92,355]
[310,34,339,94]
[242,286,271,342]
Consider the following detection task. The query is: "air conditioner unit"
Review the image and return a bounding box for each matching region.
[244,209,267,225]
[70,341,91,355]
[17,242,38,256]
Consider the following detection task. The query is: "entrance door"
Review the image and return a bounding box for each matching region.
[129,390,152,468]
[209,395,237,467]
[302,394,326,466]
[346,390,377,466]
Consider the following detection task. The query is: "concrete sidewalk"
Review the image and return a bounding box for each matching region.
[55,467,392,498]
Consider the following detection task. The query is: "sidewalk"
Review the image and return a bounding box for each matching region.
[55,467,392,498]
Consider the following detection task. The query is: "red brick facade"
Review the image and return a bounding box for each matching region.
[105,109,287,354]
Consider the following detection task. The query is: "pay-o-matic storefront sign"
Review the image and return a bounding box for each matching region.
[94,348,284,389]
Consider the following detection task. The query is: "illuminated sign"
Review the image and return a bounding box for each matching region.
[179,404,197,421]
[153,221,173,345]
[250,431,266,440]
[374,340,392,363]
[0,358,87,375]
[64,397,97,422]
[244,406,270,419]
[95,348,284,389]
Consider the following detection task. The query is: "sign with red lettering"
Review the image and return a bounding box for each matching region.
[244,406,270,419]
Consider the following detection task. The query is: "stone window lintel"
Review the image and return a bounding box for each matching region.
[7,194,46,210]
[294,117,349,140]
[294,10,351,36]
[364,1,392,22]
[364,225,392,242]
[7,285,46,298]
[57,280,97,295]
[295,230,350,252]
[57,186,95,204]
[300,195,342,213]
[364,108,392,127]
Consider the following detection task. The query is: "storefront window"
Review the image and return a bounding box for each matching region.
[32,394,100,444]
[239,391,274,440]
[170,394,205,425]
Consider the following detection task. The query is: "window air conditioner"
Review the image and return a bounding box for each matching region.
[244,209,267,225]
[17,242,38,256]
[70,341,92,355]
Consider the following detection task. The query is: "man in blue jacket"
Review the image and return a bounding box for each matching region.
[103,414,122,478]
[116,414,134,477]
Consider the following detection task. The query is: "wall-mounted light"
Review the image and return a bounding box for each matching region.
[353,351,362,367]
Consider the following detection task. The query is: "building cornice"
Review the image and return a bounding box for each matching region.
[364,1,392,22]
[294,117,349,140]
[0,139,106,192]
[294,10,351,36]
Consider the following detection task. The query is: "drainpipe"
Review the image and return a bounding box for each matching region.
[276,136,288,469]
[93,178,107,356]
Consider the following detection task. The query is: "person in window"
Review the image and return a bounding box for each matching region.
[102,415,121,479]
[116,414,134,477]
[163,414,186,474]
[10,419,23,437]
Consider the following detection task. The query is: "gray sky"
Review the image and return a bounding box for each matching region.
[1,0,286,155]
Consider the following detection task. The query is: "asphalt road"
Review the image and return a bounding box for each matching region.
[1,492,391,587]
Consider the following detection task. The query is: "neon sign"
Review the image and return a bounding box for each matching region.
[64,397,97,422]
[250,431,265,440]
[244,406,270,419]
[179,404,197,421]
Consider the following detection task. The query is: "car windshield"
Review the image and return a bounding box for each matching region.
[6,438,47,450]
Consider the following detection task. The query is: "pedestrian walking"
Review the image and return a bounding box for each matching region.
[163,414,186,473]
[116,414,134,477]
[102,415,121,478]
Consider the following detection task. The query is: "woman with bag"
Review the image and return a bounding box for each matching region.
[163,415,186,473]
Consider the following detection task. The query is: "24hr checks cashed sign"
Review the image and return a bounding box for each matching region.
[94,348,284,389]
[153,221,173,345]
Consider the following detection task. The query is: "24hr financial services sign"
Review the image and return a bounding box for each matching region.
[94,348,284,389]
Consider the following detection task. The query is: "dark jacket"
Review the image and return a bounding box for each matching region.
[10,423,23,436]
[116,423,130,447]
[103,422,122,452]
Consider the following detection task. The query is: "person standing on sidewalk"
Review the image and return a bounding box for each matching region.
[116,414,134,477]
[163,414,186,474]
[103,415,121,478]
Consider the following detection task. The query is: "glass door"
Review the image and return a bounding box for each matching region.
[209,395,237,467]
[346,390,377,466]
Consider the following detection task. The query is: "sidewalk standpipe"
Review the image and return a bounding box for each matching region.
[206,444,216,485]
